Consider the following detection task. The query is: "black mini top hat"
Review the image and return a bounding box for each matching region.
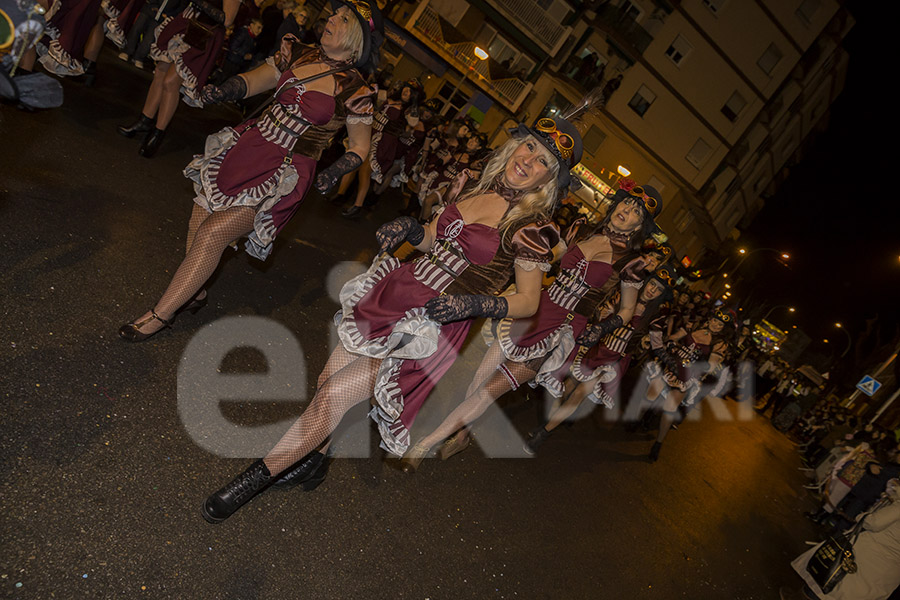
[511,115,583,191]
[329,0,383,72]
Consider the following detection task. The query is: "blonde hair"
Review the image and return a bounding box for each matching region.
[460,136,560,242]
[340,10,365,62]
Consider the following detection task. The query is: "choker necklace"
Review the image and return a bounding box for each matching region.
[490,176,527,205]
[317,45,352,69]
[601,225,631,250]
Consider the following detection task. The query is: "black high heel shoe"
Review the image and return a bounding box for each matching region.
[118,114,155,138]
[139,128,166,158]
[179,293,208,315]
[118,309,172,342]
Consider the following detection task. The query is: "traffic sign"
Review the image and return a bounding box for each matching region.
[856,375,882,397]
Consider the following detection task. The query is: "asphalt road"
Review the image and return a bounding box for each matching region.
[2,51,821,599]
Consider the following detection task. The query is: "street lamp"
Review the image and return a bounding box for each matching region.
[441,47,489,116]
[762,305,796,322]
[835,322,852,358]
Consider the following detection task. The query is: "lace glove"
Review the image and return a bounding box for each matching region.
[424,294,508,324]
[314,152,362,193]
[199,75,247,105]
[375,216,424,254]
[576,314,623,348]
[190,0,225,23]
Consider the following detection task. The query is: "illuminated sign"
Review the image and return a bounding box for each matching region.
[571,164,611,194]
[681,255,692,268]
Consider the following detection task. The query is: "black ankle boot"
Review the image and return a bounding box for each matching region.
[118,114,155,138]
[523,426,551,455]
[649,441,662,463]
[270,451,330,491]
[139,128,166,157]
[80,59,96,86]
[202,459,273,524]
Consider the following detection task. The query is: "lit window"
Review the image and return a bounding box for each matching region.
[664,35,692,67]
[686,138,712,169]
[628,85,656,117]
[721,91,747,122]
[757,43,783,76]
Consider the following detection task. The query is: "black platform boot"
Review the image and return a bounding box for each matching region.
[649,441,662,463]
[523,426,551,455]
[80,59,97,87]
[202,459,273,524]
[139,128,166,157]
[118,114,155,138]
[270,451,330,492]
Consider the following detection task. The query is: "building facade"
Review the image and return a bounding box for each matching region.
[385,0,853,267]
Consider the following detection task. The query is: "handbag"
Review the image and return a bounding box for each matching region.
[805,499,886,593]
[806,531,858,593]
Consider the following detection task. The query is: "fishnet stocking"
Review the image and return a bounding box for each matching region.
[129,206,255,334]
[417,343,536,450]
[263,345,379,475]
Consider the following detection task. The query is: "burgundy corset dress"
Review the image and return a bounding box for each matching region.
[336,191,557,455]
[184,54,374,259]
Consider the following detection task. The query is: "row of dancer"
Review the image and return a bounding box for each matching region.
[94,0,738,522]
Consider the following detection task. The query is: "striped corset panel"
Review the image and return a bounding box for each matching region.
[257,102,311,150]
[547,258,590,312]
[673,343,701,366]
[373,110,389,132]
[602,324,634,355]
[412,239,471,294]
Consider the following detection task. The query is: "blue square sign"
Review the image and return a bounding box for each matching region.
[856,375,882,397]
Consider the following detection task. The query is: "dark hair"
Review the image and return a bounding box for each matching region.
[594,194,658,252]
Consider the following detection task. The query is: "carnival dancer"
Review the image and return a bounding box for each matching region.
[524,266,675,454]
[399,181,665,473]
[36,0,103,79]
[642,309,733,462]
[116,0,256,156]
[201,116,581,523]
[118,0,383,341]
[393,98,441,189]
[341,77,423,217]
[419,128,486,222]
[415,116,473,208]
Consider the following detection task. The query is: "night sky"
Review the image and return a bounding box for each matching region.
[734,0,898,358]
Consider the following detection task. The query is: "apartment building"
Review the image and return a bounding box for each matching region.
[386,0,853,269]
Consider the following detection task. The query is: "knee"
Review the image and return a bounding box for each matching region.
[162,73,182,93]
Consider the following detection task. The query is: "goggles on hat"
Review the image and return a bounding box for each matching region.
[714,310,732,323]
[535,118,575,161]
[629,185,658,213]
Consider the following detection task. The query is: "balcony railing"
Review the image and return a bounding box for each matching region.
[406,2,532,112]
[483,0,572,56]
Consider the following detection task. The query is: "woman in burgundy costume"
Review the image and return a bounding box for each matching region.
[118,0,382,341]
[36,0,103,78]
[642,308,732,461]
[115,0,255,156]
[524,266,675,454]
[341,78,423,217]
[399,182,664,472]
[200,116,580,524]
